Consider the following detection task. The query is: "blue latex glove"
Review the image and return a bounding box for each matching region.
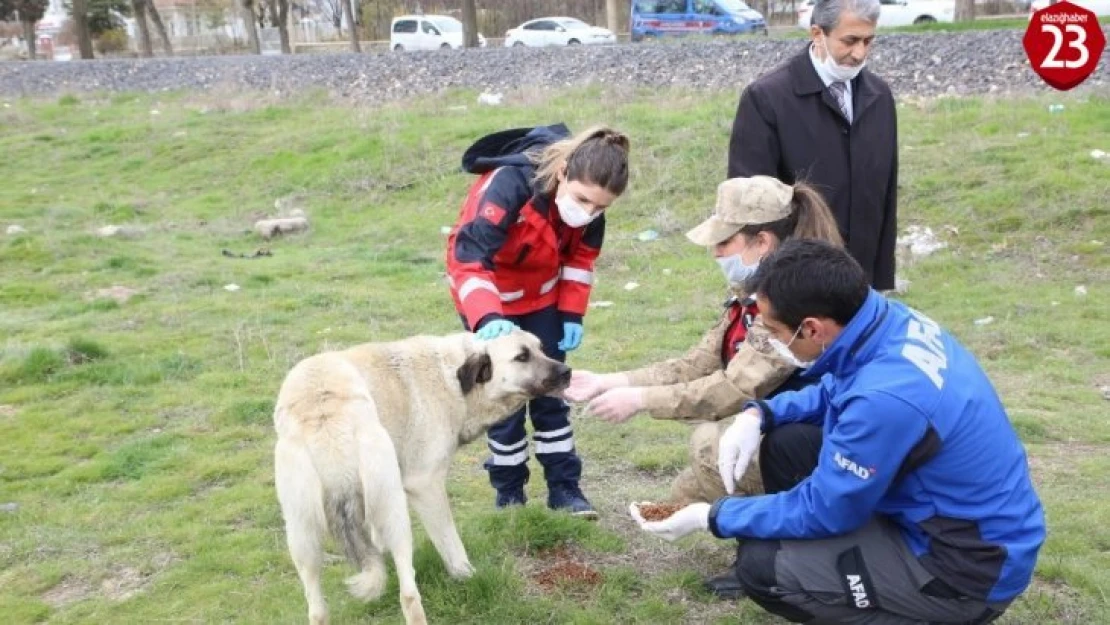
[476,319,517,341]
[558,322,584,352]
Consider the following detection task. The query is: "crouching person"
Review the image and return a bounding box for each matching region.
[631,239,1046,624]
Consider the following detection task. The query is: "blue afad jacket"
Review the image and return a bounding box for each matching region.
[708,290,1046,604]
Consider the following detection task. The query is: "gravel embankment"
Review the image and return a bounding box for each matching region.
[1,28,1107,103]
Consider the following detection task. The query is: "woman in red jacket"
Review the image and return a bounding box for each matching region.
[445,122,630,518]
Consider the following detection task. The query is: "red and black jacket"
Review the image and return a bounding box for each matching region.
[445,124,605,330]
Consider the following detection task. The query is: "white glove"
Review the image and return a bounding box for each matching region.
[629,502,711,542]
[563,370,628,403]
[587,387,645,423]
[717,408,764,495]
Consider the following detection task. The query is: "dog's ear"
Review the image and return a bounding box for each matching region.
[457,351,493,395]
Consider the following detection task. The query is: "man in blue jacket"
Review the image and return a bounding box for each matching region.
[631,239,1045,624]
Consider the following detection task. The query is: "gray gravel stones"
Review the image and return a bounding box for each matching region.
[0,28,1107,103]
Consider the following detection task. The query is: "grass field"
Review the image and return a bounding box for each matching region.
[1,86,1108,624]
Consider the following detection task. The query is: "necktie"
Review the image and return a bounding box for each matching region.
[829,81,851,123]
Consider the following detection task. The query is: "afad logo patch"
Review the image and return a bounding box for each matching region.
[834,452,875,481]
[480,202,506,224]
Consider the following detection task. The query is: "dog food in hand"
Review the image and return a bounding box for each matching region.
[638,503,684,521]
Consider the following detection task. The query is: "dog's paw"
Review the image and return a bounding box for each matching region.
[448,561,476,580]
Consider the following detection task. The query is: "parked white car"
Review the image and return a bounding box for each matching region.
[390,15,487,51]
[1029,0,1110,17]
[797,0,954,28]
[504,17,617,47]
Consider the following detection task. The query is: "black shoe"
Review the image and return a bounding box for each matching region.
[703,569,746,601]
[495,488,527,509]
[547,483,598,520]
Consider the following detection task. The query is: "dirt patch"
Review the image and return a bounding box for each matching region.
[42,576,94,608]
[86,285,140,305]
[100,566,147,602]
[0,404,16,419]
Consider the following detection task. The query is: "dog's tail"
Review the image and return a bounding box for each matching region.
[325,487,373,570]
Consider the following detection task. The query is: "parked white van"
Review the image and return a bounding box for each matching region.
[390,15,487,51]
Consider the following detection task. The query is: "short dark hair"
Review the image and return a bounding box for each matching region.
[744,239,869,329]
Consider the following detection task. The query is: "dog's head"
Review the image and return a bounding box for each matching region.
[456,329,571,401]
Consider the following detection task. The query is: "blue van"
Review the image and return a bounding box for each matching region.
[631,0,768,41]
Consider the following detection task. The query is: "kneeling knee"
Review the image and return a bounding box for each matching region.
[734,540,781,597]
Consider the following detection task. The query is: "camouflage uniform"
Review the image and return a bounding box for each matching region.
[622,290,797,504]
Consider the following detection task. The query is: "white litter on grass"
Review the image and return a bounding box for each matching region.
[1051,301,1060,307]
[150,109,161,115]
[589,301,614,308]
[1101,385,1110,401]
[440,226,452,235]
[1091,149,1107,160]
[636,229,659,242]
[1075,285,1088,297]
[447,105,468,112]
[224,284,241,292]
[623,282,640,291]
[6,225,26,235]
[897,225,948,259]
[662,268,672,276]
[477,92,503,106]
[974,316,995,326]
[1048,104,1065,113]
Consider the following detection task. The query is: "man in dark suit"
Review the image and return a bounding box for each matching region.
[727,0,898,292]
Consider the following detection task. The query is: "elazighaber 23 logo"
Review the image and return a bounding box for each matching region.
[1023,0,1107,91]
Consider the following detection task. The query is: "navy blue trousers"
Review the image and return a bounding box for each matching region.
[462,305,583,492]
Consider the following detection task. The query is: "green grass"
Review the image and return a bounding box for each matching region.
[0,86,1107,624]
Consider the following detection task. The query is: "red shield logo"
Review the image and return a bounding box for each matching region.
[480,202,506,224]
[1023,0,1106,91]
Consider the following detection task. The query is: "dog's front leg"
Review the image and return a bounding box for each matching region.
[405,473,475,579]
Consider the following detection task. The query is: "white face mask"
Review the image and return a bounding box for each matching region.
[821,35,866,82]
[768,325,816,369]
[716,253,759,288]
[556,194,597,228]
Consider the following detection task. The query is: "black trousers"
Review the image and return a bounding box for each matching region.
[732,424,1006,625]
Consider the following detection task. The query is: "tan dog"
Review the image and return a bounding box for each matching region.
[273,329,571,625]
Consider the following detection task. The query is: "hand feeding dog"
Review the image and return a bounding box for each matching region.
[273,329,571,625]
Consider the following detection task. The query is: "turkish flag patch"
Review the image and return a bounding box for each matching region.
[480,202,506,224]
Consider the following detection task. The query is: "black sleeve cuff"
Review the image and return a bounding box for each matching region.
[708,496,731,539]
[742,400,775,434]
[561,312,583,325]
[474,313,506,332]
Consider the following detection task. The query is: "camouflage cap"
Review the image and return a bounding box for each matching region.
[685,176,795,246]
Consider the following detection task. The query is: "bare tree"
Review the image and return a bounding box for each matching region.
[605,0,619,34]
[342,0,359,51]
[130,0,153,55]
[954,0,974,21]
[71,0,95,58]
[315,0,341,31]
[265,0,290,52]
[461,0,477,47]
[238,0,261,52]
[145,0,172,54]
[0,0,48,59]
